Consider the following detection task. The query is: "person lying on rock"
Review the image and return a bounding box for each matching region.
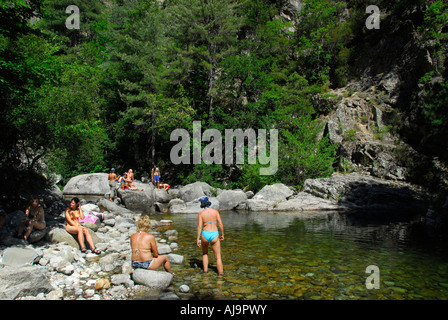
[130,215,175,275]
[65,197,101,254]
[159,183,170,193]
[17,197,46,241]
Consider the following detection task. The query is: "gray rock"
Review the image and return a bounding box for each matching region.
[157,243,172,255]
[132,269,173,289]
[217,190,248,210]
[303,173,427,212]
[178,182,212,202]
[63,173,110,196]
[0,265,54,300]
[28,228,48,244]
[246,199,276,211]
[111,274,134,288]
[99,253,122,273]
[253,183,294,202]
[117,182,155,214]
[274,192,339,211]
[46,227,101,250]
[97,199,132,214]
[159,291,179,300]
[81,203,100,214]
[168,253,184,264]
[179,284,190,293]
[168,197,219,213]
[154,189,173,203]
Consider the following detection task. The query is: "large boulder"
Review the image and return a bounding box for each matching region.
[132,269,173,289]
[178,182,212,202]
[97,198,132,215]
[274,192,339,211]
[217,190,248,210]
[63,173,110,197]
[246,199,276,211]
[46,227,101,249]
[168,197,219,213]
[303,173,427,213]
[117,182,155,214]
[0,265,54,300]
[28,228,48,243]
[154,189,173,203]
[253,183,294,202]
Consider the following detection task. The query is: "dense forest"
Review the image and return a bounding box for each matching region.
[1,0,447,196]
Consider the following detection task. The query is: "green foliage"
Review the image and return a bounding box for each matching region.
[295,0,347,84]
[417,0,448,72]
[181,163,227,189]
[277,114,338,188]
[240,162,279,193]
[3,0,446,196]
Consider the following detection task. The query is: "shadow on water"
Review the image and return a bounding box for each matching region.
[162,182,448,300]
[337,179,448,255]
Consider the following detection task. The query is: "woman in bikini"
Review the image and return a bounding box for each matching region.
[196,197,224,275]
[18,197,46,240]
[130,215,174,275]
[65,197,101,254]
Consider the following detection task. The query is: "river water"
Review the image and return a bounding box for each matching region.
[156,210,448,300]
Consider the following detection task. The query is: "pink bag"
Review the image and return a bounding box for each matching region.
[78,214,98,224]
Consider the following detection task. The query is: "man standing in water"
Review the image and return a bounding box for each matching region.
[151,165,161,190]
[197,197,224,275]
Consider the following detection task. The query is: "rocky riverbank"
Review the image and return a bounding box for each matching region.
[0,171,443,300]
[0,198,186,300]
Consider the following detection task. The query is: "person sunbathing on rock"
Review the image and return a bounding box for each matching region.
[65,197,101,254]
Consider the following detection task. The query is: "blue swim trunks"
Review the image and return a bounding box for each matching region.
[154,175,159,182]
[202,230,219,242]
[132,260,153,269]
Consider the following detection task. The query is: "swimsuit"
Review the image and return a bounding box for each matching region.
[202,230,219,242]
[132,260,153,269]
[66,210,81,226]
[153,168,160,182]
[201,208,219,242]
[132,231,153,269]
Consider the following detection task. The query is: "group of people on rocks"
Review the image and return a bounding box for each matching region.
[5,164,225,278]
[105,165,226,275]
[108,166,170,202]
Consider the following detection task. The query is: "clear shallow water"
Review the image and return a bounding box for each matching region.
[158,210,448,300]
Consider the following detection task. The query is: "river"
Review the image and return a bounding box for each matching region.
[154,210,448,300]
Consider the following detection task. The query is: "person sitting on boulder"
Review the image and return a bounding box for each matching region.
[130,215,174,275]
[17,197,46,241]
[65,197,101,254]
[128,169,135,183]
[121,172,143,191]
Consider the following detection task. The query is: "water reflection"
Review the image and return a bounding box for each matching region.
[158,210,448,300]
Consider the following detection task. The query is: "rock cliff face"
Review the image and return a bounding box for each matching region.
[316,6,448,200]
